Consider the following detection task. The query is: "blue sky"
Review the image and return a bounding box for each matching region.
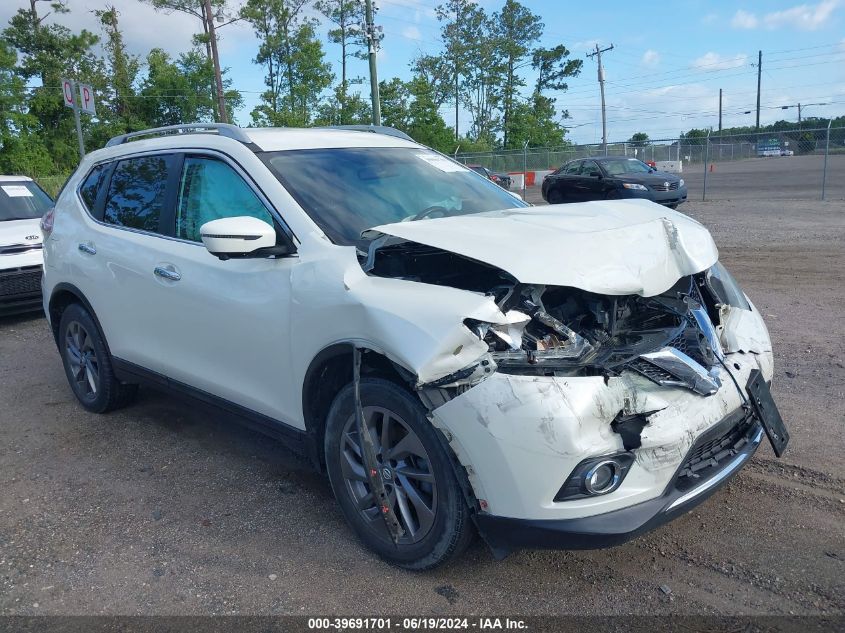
[4,0,844,143]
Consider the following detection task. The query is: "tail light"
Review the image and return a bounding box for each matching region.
[40,207,56,234]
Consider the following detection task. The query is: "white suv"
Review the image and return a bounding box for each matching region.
[1,176,52,315]
[42,124,786,569]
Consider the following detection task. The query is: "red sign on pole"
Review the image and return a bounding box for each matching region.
[61,78,75,108]
[79,84,96,115]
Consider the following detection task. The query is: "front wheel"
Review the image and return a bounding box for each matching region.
[546,187,565,204]
[324,377,474,570]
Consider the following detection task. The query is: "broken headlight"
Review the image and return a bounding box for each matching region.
[465,301,595,373]
[704,262,750,311]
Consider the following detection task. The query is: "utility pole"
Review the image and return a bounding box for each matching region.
[587,43,614,154]
[203,0,228,124]
[755,50,762,131]
[718,89,722,133]
[363,0,382,126]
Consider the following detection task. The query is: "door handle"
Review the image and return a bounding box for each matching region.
[153,266,181,282]
[78,242,96,255]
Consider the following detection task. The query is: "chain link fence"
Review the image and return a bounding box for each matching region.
[456,126,845,201]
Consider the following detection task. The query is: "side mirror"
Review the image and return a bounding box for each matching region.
[200,216,294,260]
[589,170,602,178]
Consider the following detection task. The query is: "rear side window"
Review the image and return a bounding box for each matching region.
[103,155,175,233]
[175,157,273,243]
[79,164,108,213]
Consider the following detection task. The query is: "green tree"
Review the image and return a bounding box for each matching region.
[88,5,142,148]
[492,0,542,148]
[628,132,649,147]
[136,48,240,127]
[241,0,333,126]
[505,94,567,149]
[378,78,411,130]
[406,77,454,152]
[3,2,103,172]
[0,38,53,176]
[532,45,582,94]
[141,1,238,122]
[457,6,501,144]
[314,0,365,124]
[435,0,477,139]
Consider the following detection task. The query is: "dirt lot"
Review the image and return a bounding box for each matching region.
[1,197,843,616]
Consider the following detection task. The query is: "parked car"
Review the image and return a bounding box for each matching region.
[780,149,794,157]
[1,176,53,315]
[542,157,687,208]
[42,124,785,569]
[468,164,512,190]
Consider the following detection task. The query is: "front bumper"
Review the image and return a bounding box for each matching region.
[0,264,44,316]
[620,186,688,206]
[474,413,763,555]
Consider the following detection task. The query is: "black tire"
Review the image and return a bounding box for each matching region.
[547,187,565,204]
[58,303,137,414]
[668,203,679,209]
[325,377,475,570]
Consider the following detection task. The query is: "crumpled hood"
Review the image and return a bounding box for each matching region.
[366,199,718,297]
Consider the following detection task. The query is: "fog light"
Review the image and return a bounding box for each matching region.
[554,453,635,501]
[584,460,621,495]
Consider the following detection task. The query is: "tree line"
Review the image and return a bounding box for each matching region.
[0,0,584,178]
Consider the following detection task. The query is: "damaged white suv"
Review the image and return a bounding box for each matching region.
[42,124,788,569]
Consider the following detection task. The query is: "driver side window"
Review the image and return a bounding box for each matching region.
[176,157,274,243]
[563,161,581,175]
[581,160,599,176]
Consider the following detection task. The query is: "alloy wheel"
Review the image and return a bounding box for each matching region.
[64,321,100,401]
[340,406,437,545]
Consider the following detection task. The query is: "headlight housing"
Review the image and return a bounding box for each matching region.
[622,183,648,191]
[703,262,750,310]
[679,178,685,187]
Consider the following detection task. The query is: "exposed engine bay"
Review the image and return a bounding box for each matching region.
[363,237,750,396]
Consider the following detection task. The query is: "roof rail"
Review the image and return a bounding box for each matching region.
[105,123,252,147]
[323,125,414,142]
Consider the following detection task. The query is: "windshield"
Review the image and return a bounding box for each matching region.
[260,147,527,246]
[0,181,53,221]
[601,159,653,176]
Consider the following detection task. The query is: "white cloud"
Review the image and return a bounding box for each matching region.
[764,1,839,30]
[401,25,422,41]
[691,52,749,71]
[730,2,839,31]
[0,0,254,59]
[641,50,660,67]
[731,9,759,29]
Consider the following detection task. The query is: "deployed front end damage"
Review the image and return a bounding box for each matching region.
[359,215,780,555]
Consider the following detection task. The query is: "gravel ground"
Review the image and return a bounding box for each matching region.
[0,197,843,617]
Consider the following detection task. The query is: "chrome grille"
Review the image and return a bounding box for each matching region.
[652,182,680,192]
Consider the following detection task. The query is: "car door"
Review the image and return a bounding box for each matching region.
[79,152,183,373]
[140,153,300,424]
[547,161,581,202]
[576,160,605,201]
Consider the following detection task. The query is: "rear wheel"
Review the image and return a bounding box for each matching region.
[58,303,137,413]
[325,377,474,570]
